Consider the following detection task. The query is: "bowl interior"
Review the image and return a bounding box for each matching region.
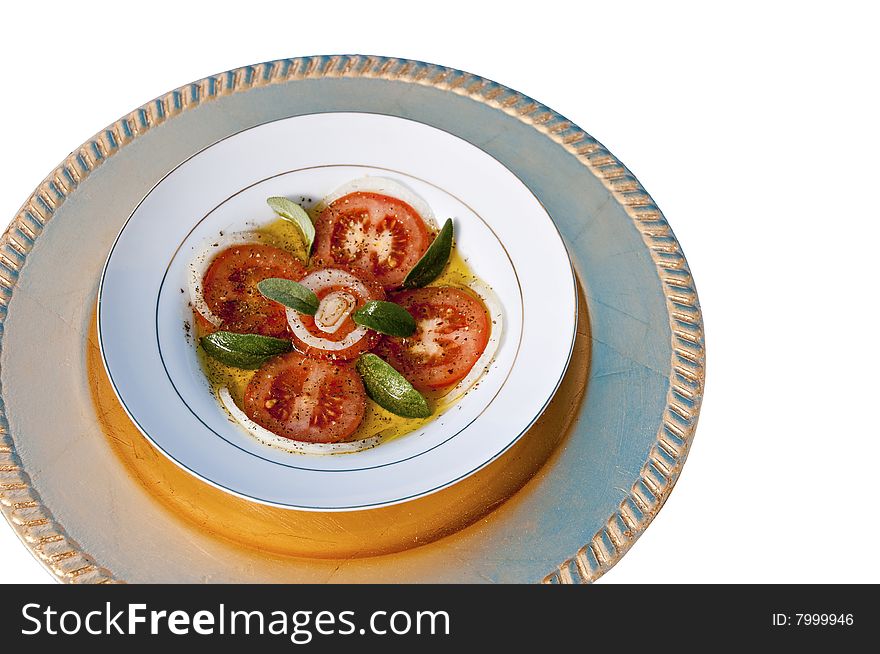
[158,165,522,471]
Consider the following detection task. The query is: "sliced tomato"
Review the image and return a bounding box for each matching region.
[202,244,305,337]
[193,311,218,338]
[312,192,431,289]
[380,286,490,392]
[288,267,385,361]
[243,352,366,443]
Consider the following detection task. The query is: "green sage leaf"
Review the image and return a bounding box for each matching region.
[257,278,319,315]
[352,300,417,337]
[356,353,431,418]
[267,196,315,254]
[200,331,291,369]
[402,218,453,288]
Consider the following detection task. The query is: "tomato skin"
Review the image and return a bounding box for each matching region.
[380,286,490,392]
[193,311,217,338]
[243,352,366,443]
[202,244,305,337]
[290,270,385,362]
[312,192,431,289]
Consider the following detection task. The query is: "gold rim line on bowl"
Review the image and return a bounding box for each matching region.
[0,55,705,583]
[87,285,589,560]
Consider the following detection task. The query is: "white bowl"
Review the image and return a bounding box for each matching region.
[98,112,576,510]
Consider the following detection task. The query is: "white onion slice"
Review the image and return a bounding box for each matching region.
[314,291,357,334]
[187,232,266,327]
[218,387,381,455]
[287,269,371,352]
[317,176,439,230]
[435,279,504,405]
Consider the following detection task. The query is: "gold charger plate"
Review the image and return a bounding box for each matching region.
[0,55,704,583]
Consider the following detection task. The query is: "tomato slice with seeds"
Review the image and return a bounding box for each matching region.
[380,287,490,392]
[243,352,366,443]
[312,192,431,289]
[202,244,305,337]
[288,268,385,362]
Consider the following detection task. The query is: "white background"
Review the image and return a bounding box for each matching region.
[1,1,877,584]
